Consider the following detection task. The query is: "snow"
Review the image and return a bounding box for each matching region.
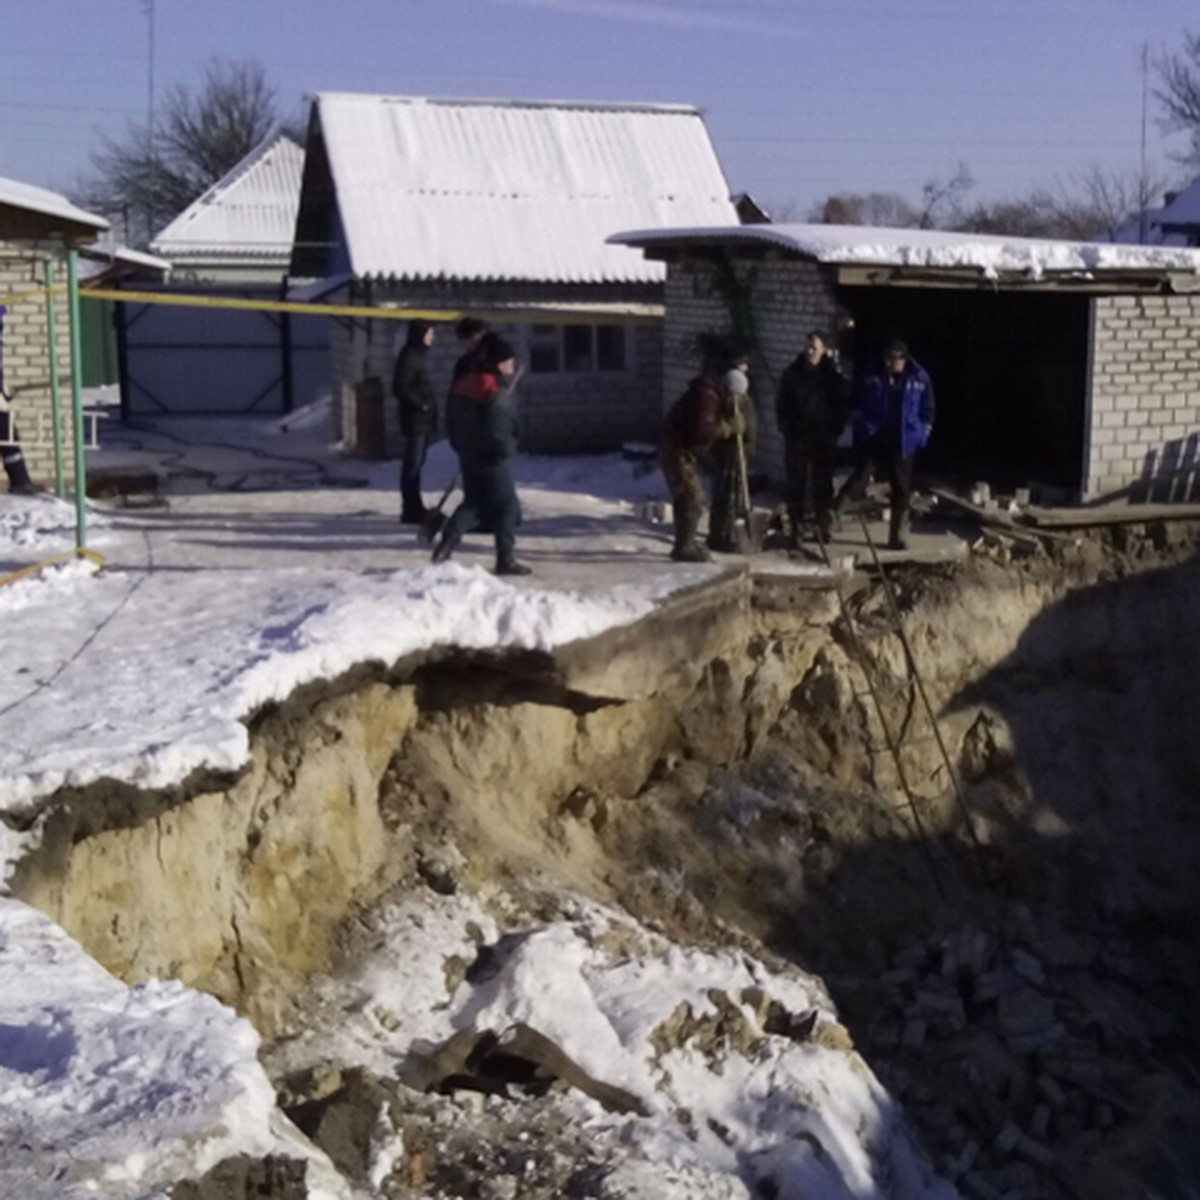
[267,892,957,1200]
[0,401,939,1197]
[611,220,1200,282]
[0,406,712,820]
[0,897,334,1199]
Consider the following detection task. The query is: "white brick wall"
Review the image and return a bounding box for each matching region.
[1,237,76,487]
[1086,296,1200,500]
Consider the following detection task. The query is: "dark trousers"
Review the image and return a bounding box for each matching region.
[442,460,520,563]
[0,411,32,490]
[400,431,430,516]
[785,436,835,528]
[836,437,915,517]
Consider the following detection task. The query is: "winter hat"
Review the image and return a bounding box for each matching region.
[455,316,487,341]
[722,368,749,396]
[481,333,516,370]
[884,338,909,358]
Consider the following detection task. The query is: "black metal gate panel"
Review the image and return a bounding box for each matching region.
[115,283,327,418]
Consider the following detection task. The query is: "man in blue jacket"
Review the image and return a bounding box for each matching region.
[833,338,935,550]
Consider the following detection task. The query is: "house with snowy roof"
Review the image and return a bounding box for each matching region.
[0,174,108,486]
[290,93,739,454]
[149,129,304,282]
[611,222,1200,502]
[1157,176,1200,247]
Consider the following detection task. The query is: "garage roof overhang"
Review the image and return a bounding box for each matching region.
[608,222,1200,295]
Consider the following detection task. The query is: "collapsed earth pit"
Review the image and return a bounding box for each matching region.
[7,528,1200,1198]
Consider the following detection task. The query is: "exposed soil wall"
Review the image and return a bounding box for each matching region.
[7,528,1200,1196]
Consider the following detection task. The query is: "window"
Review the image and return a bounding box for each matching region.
[527,324,628,374]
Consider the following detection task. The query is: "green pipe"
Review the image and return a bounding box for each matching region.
[66,248,87,550]
[43,259,66,497]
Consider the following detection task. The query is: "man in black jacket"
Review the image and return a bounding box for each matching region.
[432,334,530,576]
[775,331,848,543]
[393,319,437,523]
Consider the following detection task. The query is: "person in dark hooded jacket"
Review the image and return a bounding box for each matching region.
[775,330,849,543]
[393,318,437,523]
[431,333,530,576]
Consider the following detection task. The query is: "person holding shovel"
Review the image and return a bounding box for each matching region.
[431,333,531,576]
[660,348,745,563]
[707,354,757,553]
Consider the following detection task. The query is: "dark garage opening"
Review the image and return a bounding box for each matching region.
[835,285,1091,494]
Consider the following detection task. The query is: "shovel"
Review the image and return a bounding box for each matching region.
[732,431,766,554]
[418,472,460,545]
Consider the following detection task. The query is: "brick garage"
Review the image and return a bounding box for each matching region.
[614,225,1200,503]
[1,182,106,488]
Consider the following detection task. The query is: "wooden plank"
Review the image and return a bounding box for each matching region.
[1026,502,1200,528]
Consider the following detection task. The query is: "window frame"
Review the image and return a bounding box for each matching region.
[525,323,630,376]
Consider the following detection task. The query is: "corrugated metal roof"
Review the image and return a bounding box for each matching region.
[150,130,303,264]
[0,175,107,231]
[315,94,738,284]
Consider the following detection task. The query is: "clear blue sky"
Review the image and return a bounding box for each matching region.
[3,0,1198,218]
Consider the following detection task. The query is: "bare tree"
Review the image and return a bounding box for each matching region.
[917,163,974,229]
[1156,29,1200,166]
[80,58,280,247]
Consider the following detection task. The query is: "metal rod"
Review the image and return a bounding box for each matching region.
[858,516,988,881]
[66,248,87,551]
[43,260,66,497]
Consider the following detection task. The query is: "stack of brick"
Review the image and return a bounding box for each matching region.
[868,914,1169,1199]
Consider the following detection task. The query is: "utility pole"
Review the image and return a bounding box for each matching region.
[1139,41,1149,245]
[143,0,156,244]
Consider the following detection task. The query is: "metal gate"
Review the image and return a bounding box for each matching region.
[114,282,328,418]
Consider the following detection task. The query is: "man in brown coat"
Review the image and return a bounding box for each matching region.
[660,363,742,562]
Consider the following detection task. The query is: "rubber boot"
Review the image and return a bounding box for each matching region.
[2,442,37,496]
[887,506,911,551]
[671,505,711,563]
[494,554,532,576]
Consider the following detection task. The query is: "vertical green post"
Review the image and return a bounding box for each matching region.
[43,259,66,498]
[66,247,87,550]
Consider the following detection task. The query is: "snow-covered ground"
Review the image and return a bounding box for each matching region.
[0,400,951,1198]
[268,889,956,1200]
[0,400,730,825]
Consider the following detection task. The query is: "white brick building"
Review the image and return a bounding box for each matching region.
[1,177,107,487]
[612,224,1200,502]
[290,94,739,455]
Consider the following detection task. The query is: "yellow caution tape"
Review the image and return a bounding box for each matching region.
[0,546,105,589]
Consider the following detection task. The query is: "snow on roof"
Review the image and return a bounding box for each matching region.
[150,130,304,265]
[0,174,107,232]
[78,240,172,280]
[610,221,1200,283]
[313,93,739,285]
[1158,175,1200,231]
